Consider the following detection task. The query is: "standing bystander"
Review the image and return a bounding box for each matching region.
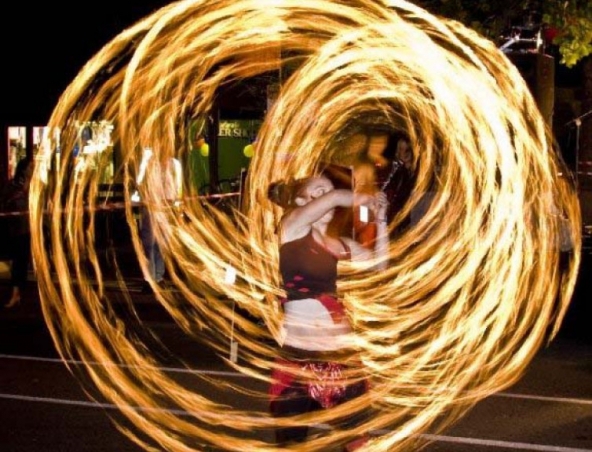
[1,157,34,308]
[135,148,183,292]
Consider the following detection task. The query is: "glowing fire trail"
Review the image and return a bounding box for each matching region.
[28,0,580,450]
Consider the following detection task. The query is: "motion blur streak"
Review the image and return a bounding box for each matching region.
[28,0,581,450]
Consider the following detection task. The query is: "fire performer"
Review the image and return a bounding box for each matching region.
[267,172,388,450]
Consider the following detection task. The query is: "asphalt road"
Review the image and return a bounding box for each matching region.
[0,252,591,452]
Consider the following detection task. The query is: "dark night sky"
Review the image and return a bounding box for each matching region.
[0,2,171,125]
[0,2,583,127]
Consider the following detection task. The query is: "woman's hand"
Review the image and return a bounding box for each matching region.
[354,191,388,221]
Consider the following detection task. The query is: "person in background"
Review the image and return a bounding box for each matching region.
[2,157,34,308]
[351,133,390,246]
[380,134,415,234]
[349,132,417,243]
[267,172,388,451]
[136,149,183,292]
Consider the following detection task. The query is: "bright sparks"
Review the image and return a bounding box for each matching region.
[28,0,581,451]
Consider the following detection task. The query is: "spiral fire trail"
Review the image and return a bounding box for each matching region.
[28,0,581,450]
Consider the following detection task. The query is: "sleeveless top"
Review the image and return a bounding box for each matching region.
[279,230,350,300]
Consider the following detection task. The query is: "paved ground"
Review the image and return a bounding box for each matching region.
[0,246,590,452]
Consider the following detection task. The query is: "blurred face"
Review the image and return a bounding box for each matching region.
[367,134,389,165]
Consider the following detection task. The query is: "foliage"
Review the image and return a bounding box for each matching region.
[413,0,592,67]
[413,0,536,38]
[542,0,592,67]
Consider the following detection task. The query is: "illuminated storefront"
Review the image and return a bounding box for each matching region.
[6,126,27,181]
[187,118,260,194]
[72,120,115,185]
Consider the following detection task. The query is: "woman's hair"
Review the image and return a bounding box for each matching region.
[267,178,309,208]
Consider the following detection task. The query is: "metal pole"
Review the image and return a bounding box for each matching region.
[565,109,592,189]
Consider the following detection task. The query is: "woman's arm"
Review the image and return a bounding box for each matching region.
[280,189,354,243]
